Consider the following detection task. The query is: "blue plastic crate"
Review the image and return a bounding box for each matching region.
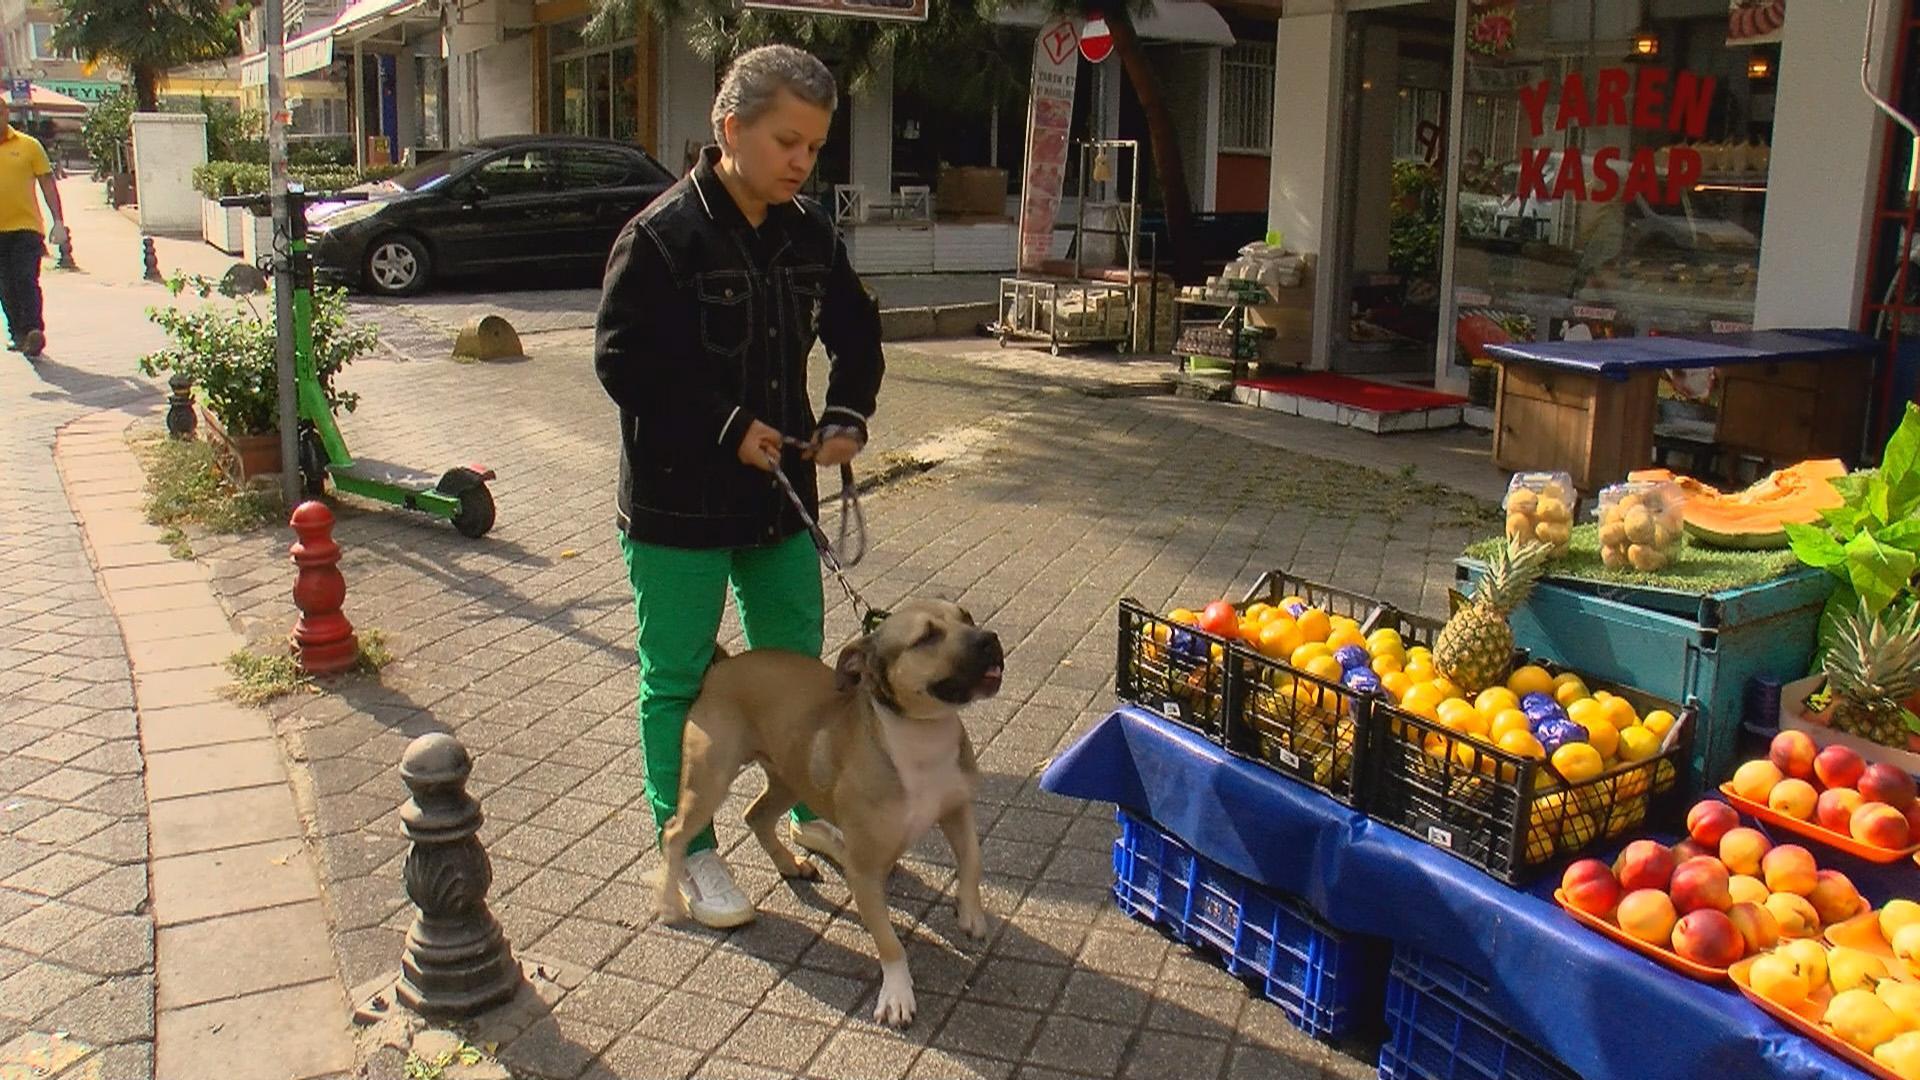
[1111,810,1378,1042]
[1381,946,1579,1080]
[1452,558,1832,789]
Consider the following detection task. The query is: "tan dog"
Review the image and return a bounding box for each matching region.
[657,598,1005,1026]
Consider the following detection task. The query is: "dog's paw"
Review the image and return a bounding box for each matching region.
[783,856,822,882]
[956,902,989,941]
[872,959,916,1027]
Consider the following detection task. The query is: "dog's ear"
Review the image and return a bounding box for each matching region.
[834,640,867,691]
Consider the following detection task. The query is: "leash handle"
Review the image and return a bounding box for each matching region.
[762,450,871,622]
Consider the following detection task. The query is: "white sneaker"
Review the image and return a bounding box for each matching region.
[790,818,847,866]
[680,850,755,929]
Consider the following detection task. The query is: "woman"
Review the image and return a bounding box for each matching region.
[594,44,885,929]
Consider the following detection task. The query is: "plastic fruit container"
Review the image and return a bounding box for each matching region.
[1503,472,1577,557]
[1596,480,1686,573]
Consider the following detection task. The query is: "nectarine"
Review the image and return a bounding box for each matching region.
[1560,859,1620,916]
[1613,839,1675,893]
[1727,900,1781,955]
[1852,802,1913,850]
[1861,763,1919,812]
[1818,787,1866,833]
[1616,888,1679,946]
[1769,730,1818,780]
[1816,744,1867,791]
[1686,800,1739,847]
[1718,827,1772,876]
[1761,844,1818,897]
[1672,909,1745,967]
[1731,759,1784,803]
[1768,778,1819,822]
[1728,874,1771,906]
[1670,855,1732,915]
[1808,869,1865,926]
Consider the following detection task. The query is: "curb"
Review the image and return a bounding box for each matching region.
[879,302,996,343]
[54,413,358,1080]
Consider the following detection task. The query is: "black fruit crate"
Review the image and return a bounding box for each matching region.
[1222,573,1412,806]
[1361,669,1695,884]
[1116,599,1236,742]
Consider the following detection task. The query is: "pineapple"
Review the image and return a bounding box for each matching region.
[1826,602,1920,748]
[1436,538,1553,694]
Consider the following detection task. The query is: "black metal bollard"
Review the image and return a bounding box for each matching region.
[165,374,196,439]
[396,733,522,1017]
[53,230,76,271]
[142,237,161,282]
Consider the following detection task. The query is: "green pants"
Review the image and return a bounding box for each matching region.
[621,531,825,855]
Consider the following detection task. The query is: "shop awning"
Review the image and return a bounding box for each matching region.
[240,0,436,87]
[994,0,1236,47]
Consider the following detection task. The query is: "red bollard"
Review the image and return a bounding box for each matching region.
[290,500,359,676]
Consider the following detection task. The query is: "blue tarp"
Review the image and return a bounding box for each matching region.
[1042,707,1881,1079]
[1484,327,1876,381]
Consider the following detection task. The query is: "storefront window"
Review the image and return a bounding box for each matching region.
[549,24,640,142]
[1450,1,1780,368]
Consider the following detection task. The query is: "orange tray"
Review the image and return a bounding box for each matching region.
[1826,910,1920,982]
[1730,954,1901,1080]
[1717,784,1920,864]
[1553,889,1730,983]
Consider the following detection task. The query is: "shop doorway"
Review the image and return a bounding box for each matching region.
[1327,1,1455,376]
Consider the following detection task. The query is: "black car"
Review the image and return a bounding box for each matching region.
[308,135,676,297]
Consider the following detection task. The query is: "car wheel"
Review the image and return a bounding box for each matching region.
[365,234,430,297]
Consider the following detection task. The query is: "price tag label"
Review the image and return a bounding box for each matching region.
[1161,701,1182,720]
[1426,825,1455,849]
[1275,748,1301,769]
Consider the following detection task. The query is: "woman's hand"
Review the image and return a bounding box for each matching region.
[810,433,862,468]
[738,420,785,472]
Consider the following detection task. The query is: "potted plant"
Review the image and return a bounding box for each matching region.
[138,276,376,482]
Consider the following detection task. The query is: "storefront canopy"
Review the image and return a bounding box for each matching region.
[994,0,1235,47]
[241,0,437,87]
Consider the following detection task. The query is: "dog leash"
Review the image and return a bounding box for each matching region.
[764,443,887,634]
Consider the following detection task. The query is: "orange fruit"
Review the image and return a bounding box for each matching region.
[1371,653,1405,676]
[1169,608,1199,626]
[1475,687,1520,715]
[1296,608,1332,644]
[1550,743,1604,784]
[1565,698,1605,729]
[1290,642,1332,669]
[1603,695,1639,728]
[1490,708,1532,740]
[1507,665,1554,697]
[1327,627,1368,652]
[1498,729,1547,760]
[1402,682,1446,716]
[1245,603,1273,622]
[1554,679,1589,708]
[1403,661,1438,684]
[1427,676,1464,703]
[1381,672,1414,702]
[1256,619,1303,660]
[1584,718,1620,761]
[1304,655,1345,684]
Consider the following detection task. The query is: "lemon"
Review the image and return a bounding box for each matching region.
[1642,709,1676,739]
[1475,687,1520,716]
[1508,665,1555,697]
[1441,704,1490,739]
[1427,677,1464,703]
[1245,603,1273,622]
[1371,653,1405,676]
[1330,615,1361,634]
[1169,608,1198,625]
[1490,708,1532,741]
[1617,725,1661,762]
[1406,645,1434,663]
[1403,662,1438,684]
[1257,619,1304,660]
[1296,609,1332,644]
[1290,642,1333,668]
[1327,627,1368,652]
[1367,628,1404,653]
[1551,742,1605,784]
[1583,718,1620,761]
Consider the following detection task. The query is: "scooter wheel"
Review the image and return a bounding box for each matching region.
[452,483,495,539]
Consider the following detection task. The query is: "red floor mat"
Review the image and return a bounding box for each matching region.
[1236,372,1467,413]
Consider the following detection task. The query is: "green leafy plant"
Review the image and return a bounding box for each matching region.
[1787,402,1920,660]
[190,162,404,200]
[82,86,135,169]
[1388,159,1443,280]
[137,275,376,437]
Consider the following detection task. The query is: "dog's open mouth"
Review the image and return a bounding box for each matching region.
[979,665,1004,696]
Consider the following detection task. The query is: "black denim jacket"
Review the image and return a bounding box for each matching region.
[595,147,885,550]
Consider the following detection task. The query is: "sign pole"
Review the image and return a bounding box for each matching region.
[262,0,299,509]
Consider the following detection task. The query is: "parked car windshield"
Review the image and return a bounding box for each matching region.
[382,149,483,192]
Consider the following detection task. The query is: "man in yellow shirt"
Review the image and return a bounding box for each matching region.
[0,96,65,360]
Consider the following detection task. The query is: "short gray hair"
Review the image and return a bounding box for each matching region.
[711,45,838,147]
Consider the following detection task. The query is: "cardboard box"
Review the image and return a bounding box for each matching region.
[1778,674,1920,775]
[936,167,1008,218]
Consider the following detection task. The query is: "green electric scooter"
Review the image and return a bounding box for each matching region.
[220,187,497,538]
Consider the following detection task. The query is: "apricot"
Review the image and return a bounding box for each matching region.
[1616,888,1679,946]
[1768,778,1819,822]
[1686,800,1739,847]
[1760,844,1818,897]
[1731,759,1783,803]
[1768,730,1818,780]
[1718,827,1772,877]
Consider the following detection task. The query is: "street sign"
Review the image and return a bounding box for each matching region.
[7,79,30,106]
[1079,13,1114,63]
[742,0,928,22]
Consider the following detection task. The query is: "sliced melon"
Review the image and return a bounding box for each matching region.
[1627,460,1846,550]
